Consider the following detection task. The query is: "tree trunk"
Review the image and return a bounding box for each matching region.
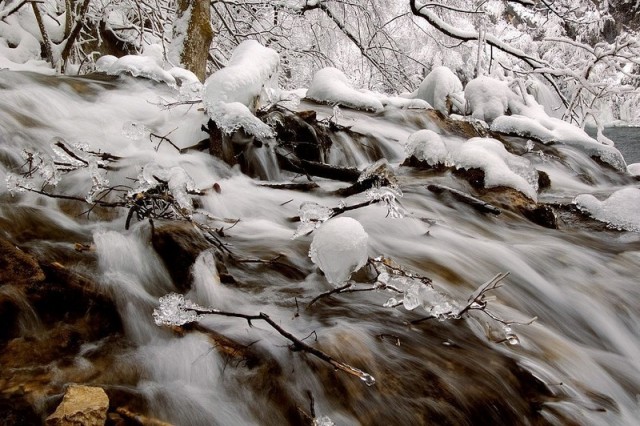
[172,0,213,81]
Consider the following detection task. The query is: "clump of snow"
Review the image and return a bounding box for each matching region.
[574,187,640,232]
[95,55,118,72]
[207,101,274,141]
[168,67,201,86]
[203,40,280,109]
[452,137,539,200]
[309,217,368,286]
[404,130,449,166]
[465,76,522,122]
[416,66,463,115]
[306,67,384,112]
[628,163,640,176]
[102,55,176,86]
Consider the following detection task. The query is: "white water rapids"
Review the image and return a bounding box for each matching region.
[0,71,639,425]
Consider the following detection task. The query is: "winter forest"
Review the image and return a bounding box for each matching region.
[1,0,640,425]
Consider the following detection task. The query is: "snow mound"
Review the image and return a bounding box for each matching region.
[452,137,538,200]
[207,101,274,141]
[465,76,521,123]
[404,130,449,166]
[574,187,640,232]
[306,67,384,112]
[103,55,176,86]
[203,40,280,109]
[309,217,368,286]
[416,66,463,115]
[379,96,431,110]
[628,163,640,176]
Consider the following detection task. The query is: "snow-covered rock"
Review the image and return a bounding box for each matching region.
[574,187,640,232]
[416,66,463,115]
[465,76,521,122]
[306,67,384,112]
[452,137,539,200]
[404,129,449,166]
[102,55,177,86]
[207,101,274,140]
[309,217,368,286]
[203,40,279,110]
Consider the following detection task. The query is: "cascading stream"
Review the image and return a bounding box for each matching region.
[1,70,639,425]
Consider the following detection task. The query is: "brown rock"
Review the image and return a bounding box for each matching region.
[45,385,109,426]
[0,238,45,286]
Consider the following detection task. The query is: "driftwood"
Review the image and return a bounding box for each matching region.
[276,150,360,182]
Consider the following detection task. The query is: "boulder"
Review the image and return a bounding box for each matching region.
[45,385,108,426]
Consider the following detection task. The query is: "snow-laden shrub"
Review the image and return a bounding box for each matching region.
[464,76,522,122]
[306,67,384,112]
[416,66,463,115]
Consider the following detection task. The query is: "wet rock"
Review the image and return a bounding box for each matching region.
[0,237,45,286]
[45,385,108,426]
[522,205,558,229]
[151,222,212,292]
[401,156,449,172]
[452,167,486,190]
[537,170,551,191]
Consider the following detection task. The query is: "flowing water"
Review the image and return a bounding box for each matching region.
[1,71,639,425]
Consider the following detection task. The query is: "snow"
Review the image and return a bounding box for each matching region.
[464,76,522,123]
[203,40,280,109]
[306,67,384,112]
[207,101,274,141]
[404,129,449,166]
[309,217,368,286]
[415,66,463,115]
[452,137,539,200]
[103,55,177,86]
[628,163,640,176]
[574,187,640,232]
[491,108,627,172]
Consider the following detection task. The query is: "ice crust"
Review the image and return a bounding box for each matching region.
[306,67,384,112]
[416,66,463,114]
[309,217,368,286]
[574,187,640,232]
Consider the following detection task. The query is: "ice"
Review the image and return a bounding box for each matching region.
[365,186,405,218]
[132,164,199,214]
[503,326,520,345]
[292,201,333,239]
[153,293,205,327]
[357,158,397,188]
[452,137,538,200]
[404,129,450,166]
[203,40,280,109]
[628,163,640,176]
[85,160,109,204]
[403,283,428,310]
[574,187,640,232]
[309,217,368,286]
[122,121,147,141]
[206,101,274,141]
[306,67,384,112]
[313,416,335,426]
[415,66,463,115]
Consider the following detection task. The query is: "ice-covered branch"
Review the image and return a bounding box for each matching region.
[153,293,376,385]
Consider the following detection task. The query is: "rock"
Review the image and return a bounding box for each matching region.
[151,222,212,292]
[522,205,558,229]
[0,237,45,287]
[45,385,109,426]
[537,170,551,191]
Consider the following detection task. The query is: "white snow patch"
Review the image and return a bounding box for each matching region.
[465,76,522,123]
[203,40,280,109]
[404,130,449,166]
[628,163,640,176]
[207,101,274,141]
[574,187,640,232]
[416,66,463,115]
[104,55,176,86]
[306,67,384,112]
[452,137,539,200]
[309,217,368,286]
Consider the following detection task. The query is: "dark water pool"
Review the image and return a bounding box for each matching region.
[586,126,640,164]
